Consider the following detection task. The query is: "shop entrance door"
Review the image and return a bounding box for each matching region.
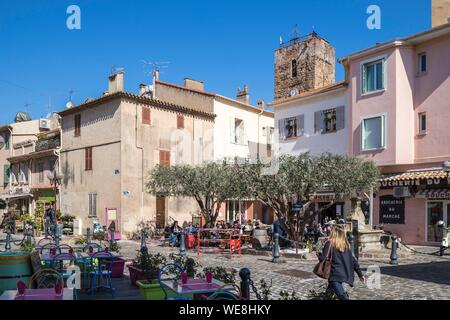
[426,201,450,242]
[156,197,166,229]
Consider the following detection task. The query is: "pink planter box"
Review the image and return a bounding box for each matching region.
[110,258,126,278]
[128,265,158,286]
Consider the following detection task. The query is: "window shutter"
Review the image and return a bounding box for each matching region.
[336,106,345,131]
[177,115,184,129]
[142,107,151,125]
[314,111,322,133]
[278,119,285,140]
[3,165,9,184]
[230,117,236,143]
[74,114,81,137]
[296,115,304,137]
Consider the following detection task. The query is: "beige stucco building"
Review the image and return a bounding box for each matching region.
[58,72,215,237]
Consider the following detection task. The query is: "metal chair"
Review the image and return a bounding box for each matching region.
[58,244,74,254]
[207,284,242,300]
[53,253,78,300]
[87,251,116,299]
[37,237,55,248]
[82,243,103,253]
[29,268,64,289]
[157,263,192,300]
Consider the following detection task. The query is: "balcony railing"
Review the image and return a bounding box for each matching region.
[35,136,61,152]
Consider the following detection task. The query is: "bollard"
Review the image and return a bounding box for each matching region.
[86,227,91,243]
[140,229,147,250]
[390,236,398,265]
[239,268,251,300]
[179,231,186,256]
[272,233,281,263]
[348,233,356,260]
[5,230,12,252]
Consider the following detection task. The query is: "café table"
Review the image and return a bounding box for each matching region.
[160,278,225,299]
[0,288,74,300]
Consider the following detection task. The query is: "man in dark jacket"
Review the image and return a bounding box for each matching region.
[318,240,365,300]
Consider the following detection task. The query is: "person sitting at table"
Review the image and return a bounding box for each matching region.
[169,221,181,247]
[243,220,253,233]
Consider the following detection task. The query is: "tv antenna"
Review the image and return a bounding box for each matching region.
[111,66,125,74]
[291,24,300,41]
[24,102,32,113]
[141,60,170,78]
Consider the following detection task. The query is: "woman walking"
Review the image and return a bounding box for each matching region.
[318,226,366,300]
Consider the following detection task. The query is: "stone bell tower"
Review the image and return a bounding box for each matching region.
[274,31,335,100]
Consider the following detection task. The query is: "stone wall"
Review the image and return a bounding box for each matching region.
[274,33,335,100]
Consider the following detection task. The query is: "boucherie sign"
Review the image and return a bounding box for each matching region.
[380,178,450,189]
[379,196,405,225]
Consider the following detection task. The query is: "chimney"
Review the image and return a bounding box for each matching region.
[432,0,450,27]
[236,85,250,105]
[257,100,265,109]
[139,84,146,95]
[184,78,205,91]
[108,71,124,94]
[153,70,160,81]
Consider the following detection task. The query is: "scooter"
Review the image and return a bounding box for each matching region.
[437,220,449,256]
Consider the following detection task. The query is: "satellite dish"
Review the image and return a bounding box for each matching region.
[0,135,5,150]
[66,101,74,109]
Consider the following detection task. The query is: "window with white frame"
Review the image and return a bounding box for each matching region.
[88,193,97,218]
[361,115,386,150]
[322,109,337,133]
[263,126,274,145]
[232,118,246,145]
[362,59,385,93]
[37,162,44,183]
[418,53,427,74]
[418,113,427,134]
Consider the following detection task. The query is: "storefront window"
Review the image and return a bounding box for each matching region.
[427,202,443,242]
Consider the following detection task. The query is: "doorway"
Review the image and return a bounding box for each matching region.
[426,201,450,242]
[156,197,166,229]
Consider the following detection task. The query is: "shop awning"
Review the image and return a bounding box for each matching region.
[415,189,450,200]
[0,194,34,201]
[381,170,449,182]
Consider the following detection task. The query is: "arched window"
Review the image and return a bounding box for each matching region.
[291,60,297,78]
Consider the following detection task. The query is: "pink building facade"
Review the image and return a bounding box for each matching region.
[340,23,450,245]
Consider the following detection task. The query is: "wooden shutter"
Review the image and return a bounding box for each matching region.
[296,115,304,137]
[156,197,166,228]
[177,115,184,129]
[314,111,322,133]
[159,150,170,167]
[230,117,236,143]
[336,106,345,131]
[74,114,81,137]
[142,107,151,125]
[278,119,285,140]
[3,164,9,185]
[85,147,93,171]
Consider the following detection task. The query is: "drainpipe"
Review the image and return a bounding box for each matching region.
[256,108,264,162]
[135,105,145,222]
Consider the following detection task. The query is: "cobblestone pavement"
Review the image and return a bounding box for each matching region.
[2,234,450,300]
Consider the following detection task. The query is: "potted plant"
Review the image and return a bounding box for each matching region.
[107,241,126,278]
[129,251,166,286]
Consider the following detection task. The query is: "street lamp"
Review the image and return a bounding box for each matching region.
[47,170,63,211]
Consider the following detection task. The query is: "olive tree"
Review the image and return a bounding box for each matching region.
[238,153,380,241]
[146,162,247,228]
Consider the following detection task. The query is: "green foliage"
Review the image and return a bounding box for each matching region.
[20,242,35,253]
[147,162,247,227]
[259,279,273,300]
[237,153,380,241]
[306,285,341,300]
[168,253,201,278]
[93,230,105,241]
[279,290,301,300]
[73,236,87,245]
[132,251,167,277]
[108,241,121,253]
[197,266,237,285]
[0,199,6,210]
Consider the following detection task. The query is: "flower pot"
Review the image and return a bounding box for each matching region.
[110,257,126,278]
[136,280,188,300]
[128,265,158,286]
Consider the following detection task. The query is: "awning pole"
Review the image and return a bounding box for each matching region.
[369,186,374,228]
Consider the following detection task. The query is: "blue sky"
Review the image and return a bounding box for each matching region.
[0,0,430,125]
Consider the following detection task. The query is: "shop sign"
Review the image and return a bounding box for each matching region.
[380,178,450,189]
[379,195,405,225]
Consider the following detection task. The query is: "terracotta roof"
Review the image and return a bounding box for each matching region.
[269,81,348,107]
[156,80,216,97]
[380,170,449,182]
[57,91,216,121]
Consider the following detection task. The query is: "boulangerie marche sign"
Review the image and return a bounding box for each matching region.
[379,195,405,225]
